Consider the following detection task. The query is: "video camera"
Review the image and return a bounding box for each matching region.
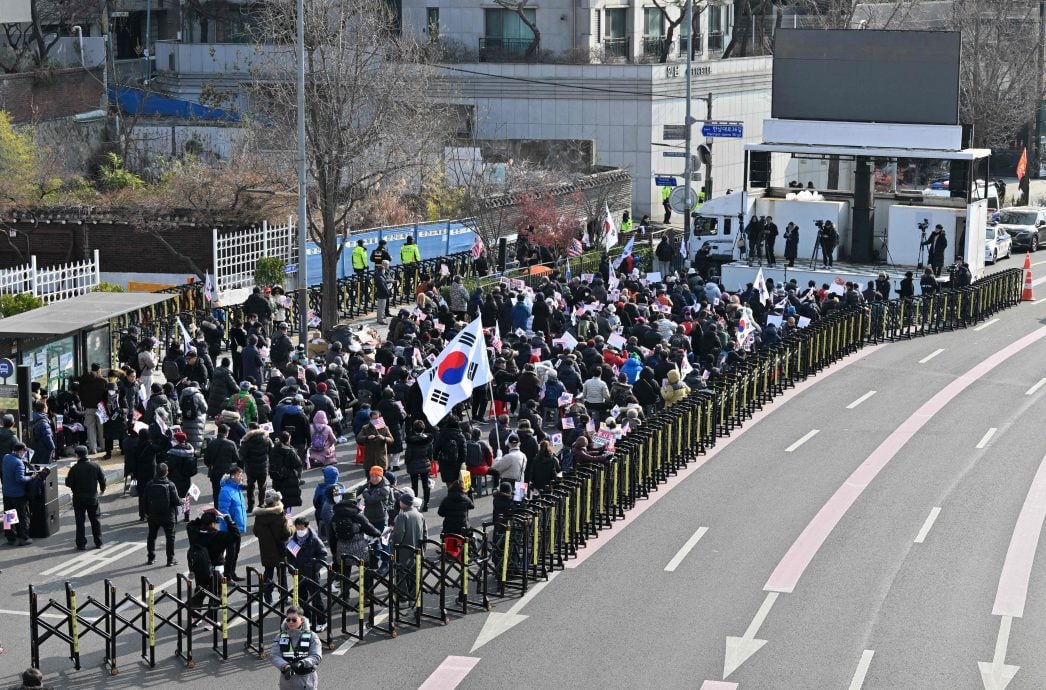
[814,220,825,229]
[917,219,929,232]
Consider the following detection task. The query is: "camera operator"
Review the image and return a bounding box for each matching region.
[948,256,972,289]
[921,224,948,277]
[817,221,839,268]
[271,605,322,689]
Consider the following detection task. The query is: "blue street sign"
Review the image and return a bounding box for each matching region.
[0,358,14,379]
[284,264,298,274]
[655,176,678,187]
[701,122,744,138]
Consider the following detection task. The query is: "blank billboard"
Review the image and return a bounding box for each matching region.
[772,29,960,126]
[0,0,31,23]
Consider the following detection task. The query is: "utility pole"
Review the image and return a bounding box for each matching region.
[143,0,151,82]
[704,91,713,200]
[295,0,309,344]
[683,0,695,244]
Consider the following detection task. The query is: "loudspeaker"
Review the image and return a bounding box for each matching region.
[749,151,771,188]
[32,464,59,503]
[29,497,60,538]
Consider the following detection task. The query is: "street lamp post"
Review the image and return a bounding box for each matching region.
[295,0,309,345]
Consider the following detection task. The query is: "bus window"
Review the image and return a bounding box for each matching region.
[723,217,732,235]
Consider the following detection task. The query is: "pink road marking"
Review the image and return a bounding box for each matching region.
[992,451,1046,617]
[700,681,739,690]
[417,656,481,690]
[566,344,886,569]
[765,326,1046,594]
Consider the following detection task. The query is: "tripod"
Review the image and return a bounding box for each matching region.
[916,228,927,269]
[876,235,898,268]
[808,236,823,270]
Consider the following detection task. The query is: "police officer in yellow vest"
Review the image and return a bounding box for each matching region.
[271,605,321,689]
[400,236,421,291]
[351,239,368,275]
[621,211,634,236]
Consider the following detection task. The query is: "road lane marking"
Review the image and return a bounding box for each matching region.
[332,613,388,655]
[785,430,819,453]
[564,344,887,570]
[471,572,560,652]
[1034,297,1046,305]
[417,656,481,690]
[765,326,1046,594]
[1033,259,1046,267]
[41,541,146,579]
[1026,378,1046,396]
[992,451,1046,618]
[977,428,998,449]
[846,391,877,409]
[974,318,1000,331]
[700,682,738,690]
[664,527,708,572]
[848,650,875,690]
[914,507,942,544]
[0,608,64,619]
[919,348,945,364]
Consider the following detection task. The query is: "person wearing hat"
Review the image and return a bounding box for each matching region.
[253,489,293,601]
[271,604,322,689]
[490,435,526,486]
[166,432,198,522]
[65,445,106,550]
[271,322,294,368]
[392,487,425,554]
[921,224,949,277]
[143,462,180,566]
[187,508,240,625]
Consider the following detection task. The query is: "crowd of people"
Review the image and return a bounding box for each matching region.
[5,221,978,686]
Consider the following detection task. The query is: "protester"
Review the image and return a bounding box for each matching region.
[253,489,293,601]
[144,463,180,566]
[64,445,106,550]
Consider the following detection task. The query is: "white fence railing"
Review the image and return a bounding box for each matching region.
[213,219,297,294]
[0,250,101,303]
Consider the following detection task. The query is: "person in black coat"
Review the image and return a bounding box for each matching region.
[268,432,304,509]
[374,389,405,468]
[436,420,467,487]
[131,430,159,520]
[525,440,561,492]
[437,480,474,537]
[165,432,197,521]
[204,424,239,504]
[403,420,433,510]
[287,516,330,629]
[187,509,240,619]
[783,223,799,267]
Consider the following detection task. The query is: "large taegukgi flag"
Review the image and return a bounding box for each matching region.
[418,317,492,426]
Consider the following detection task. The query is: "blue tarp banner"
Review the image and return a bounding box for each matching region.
[109,86,240,122]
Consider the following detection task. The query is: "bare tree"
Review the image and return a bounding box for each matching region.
[0,0,102,72]
[950,0,1045,149]
[791,0,924,30]
[649,0,686,63]
[248,0,452,330]
[493,0,540,60]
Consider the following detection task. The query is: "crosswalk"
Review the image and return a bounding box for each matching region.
[40,541,147,579]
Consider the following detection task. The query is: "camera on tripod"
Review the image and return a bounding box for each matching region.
[814,220,825,229]
[917,219,929,232]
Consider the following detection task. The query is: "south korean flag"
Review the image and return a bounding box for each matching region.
[418,317,492,426]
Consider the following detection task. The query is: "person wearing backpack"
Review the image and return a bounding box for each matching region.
[207,358,239,418]
[307,411,337,469]
[269,432,304,510]
[239,423,273,513]
[227,382,259,425]
[435,419,467,489]
[165,432,198,522]
[329,487,381,580]
[144,463,180,566]
[178,385,207,454]
[464,428,493,497]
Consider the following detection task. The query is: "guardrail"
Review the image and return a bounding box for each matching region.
[36,268,1026,675]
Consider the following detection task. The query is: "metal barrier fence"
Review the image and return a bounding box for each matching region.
[41,267,1024,675]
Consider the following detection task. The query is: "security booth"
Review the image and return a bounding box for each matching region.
[0,292,177,436]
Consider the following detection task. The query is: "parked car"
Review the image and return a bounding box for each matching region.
[993,207,1046,252]
[985,225,1013,264]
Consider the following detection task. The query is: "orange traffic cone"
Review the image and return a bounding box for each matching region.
[1023,251,1035,301]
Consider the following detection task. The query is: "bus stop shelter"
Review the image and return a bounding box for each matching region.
[0,292,177,433]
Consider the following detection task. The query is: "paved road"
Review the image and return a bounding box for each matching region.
[2,257,1045,689]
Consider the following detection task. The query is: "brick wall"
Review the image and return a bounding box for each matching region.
[0,67,105,123]
[0,221,214,274]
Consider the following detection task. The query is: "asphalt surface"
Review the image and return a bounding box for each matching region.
[2,255,1045,689]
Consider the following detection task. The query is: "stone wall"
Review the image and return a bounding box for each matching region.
[0,67,104,123]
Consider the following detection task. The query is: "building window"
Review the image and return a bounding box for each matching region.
[643,7,664,55]
[708,4,724,51]
[483,7,536,55]
[426,7,439,40]
[604,7,628,58]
